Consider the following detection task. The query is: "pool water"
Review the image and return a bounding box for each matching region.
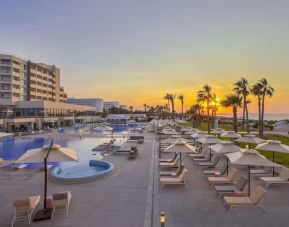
[0,137,126,163]
[51,160,114,182]
[55,165,107,178]
[64,123,143,134]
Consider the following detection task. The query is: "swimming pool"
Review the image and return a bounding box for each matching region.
[50,160,114,183]
[63,123,144,134]
[0,137,125,163]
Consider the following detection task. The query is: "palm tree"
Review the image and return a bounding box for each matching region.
[251,83,262,136]
[197,84,213,133]
[148,105,156,114]
[187,104,200,127]
[252,79,274,137]
[221,95,243,132]
[210,93,218,128]
[164,93,171,112]
[196,97,202,127]
[169,94,176,119]
[129,106,133,113]
[178,95,184,119]
[233,77,250,133]
[143,104,147,112]
[155,105,165,118]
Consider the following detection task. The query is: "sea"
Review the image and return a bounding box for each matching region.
[218,114,289,121]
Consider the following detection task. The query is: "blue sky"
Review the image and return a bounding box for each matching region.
[1,0,289,112]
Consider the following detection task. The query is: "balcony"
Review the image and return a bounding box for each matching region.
[12,71,21,77]
[0,78,12,83]
[0,62,12,67]
[0,70,12,75]
[0,88,12,92]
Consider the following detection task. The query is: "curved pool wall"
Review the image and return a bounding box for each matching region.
[50,160,114,183]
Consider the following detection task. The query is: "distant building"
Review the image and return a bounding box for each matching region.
[103,101,119,111]
[66,98,103,112]
[106,113,147,124]
[120,105,128,110]
[0,53,67,103]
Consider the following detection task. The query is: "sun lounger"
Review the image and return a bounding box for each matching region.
[12,164,28,170]
[12,195,41,226]
[159,153,177,163]
[203,162,227,176]
[128,148,138,159]
[159,155,180,168]
[260,167,289,188]
[215,175,248,198]
[188,147,206,158]
[52,191,71,218]
[160,168,188,188]
[208,168,237,186]
[193,149,211,162]
[250,166,273,178]
[223,187,266,212]
[160,164,184,177]
[113,149,130,155]
[198,155,220,167]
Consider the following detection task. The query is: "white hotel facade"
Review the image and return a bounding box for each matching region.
[0,53,96,132]
[66,98,104,112]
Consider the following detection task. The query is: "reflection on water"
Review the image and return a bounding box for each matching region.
[0,137,126,164]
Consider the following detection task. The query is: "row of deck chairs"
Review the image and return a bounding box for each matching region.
[190,146,289,211]
[158,141,189,187]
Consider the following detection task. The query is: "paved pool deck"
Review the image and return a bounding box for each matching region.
[0,133,156,227]
[1,132,289,227]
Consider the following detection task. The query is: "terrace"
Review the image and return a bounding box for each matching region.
[0,132,289,227]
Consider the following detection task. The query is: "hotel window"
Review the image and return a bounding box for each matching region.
[1,59,11,64]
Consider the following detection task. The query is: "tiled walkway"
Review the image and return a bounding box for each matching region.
[0,133,155,227]
[1,133,289,227]
[155,140,289,227]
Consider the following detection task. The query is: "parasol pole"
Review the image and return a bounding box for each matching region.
[248,165,251,196]
[272,152,275,176]
[34,138,54,221]
[44,139,53,209]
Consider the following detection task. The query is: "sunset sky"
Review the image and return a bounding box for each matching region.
[1,0,289,114]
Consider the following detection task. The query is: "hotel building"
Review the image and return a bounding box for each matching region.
[119,105,128,110]
[0,53,67,103]
[103,101,119,111]
[0,53,95,131]
[66,98,104,112]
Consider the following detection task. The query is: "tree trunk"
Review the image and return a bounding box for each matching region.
[207,99,210,133]
[260,95,265,138]
[197,110,200,127]
[233,106,238,132]
[167,100,170,112]
[211,109,214,129]
[258,95,262,137]
[242,99,245,129]
[171,101,175,120]
[181,102,184,119]
[245,101,250,133]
